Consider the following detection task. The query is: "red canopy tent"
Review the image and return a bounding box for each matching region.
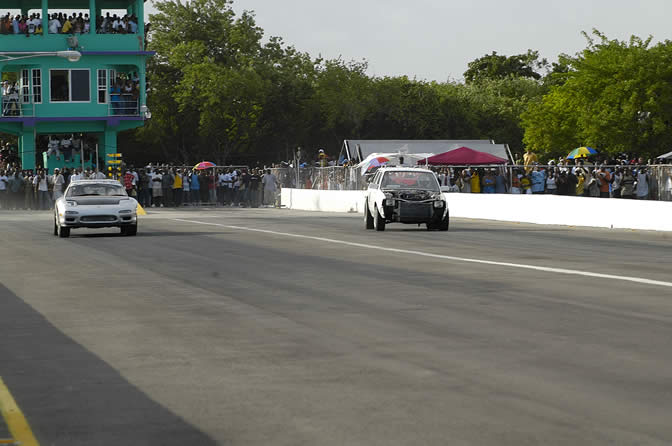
[418,146,508,165]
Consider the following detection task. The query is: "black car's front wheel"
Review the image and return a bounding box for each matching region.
[374,205,386,231]
[438,211,450,231]
[364,202,374,229]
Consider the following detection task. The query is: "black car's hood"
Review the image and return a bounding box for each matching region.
[71,197,130,206]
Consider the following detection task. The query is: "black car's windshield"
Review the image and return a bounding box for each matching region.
[381,171,439,192]
[66,184,127,197]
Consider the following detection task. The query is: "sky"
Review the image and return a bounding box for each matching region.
[143,0,672,82]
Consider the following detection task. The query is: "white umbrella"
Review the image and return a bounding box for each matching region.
[656,150,672,160]
[356,152,435,175]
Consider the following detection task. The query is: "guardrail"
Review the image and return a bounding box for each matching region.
[0,96,35,117]
[108,96,139,116]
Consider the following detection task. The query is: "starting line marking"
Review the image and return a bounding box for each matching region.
[171,218,672,289]
[0,378,39,446]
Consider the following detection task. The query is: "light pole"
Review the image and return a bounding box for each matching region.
[0,51,82,62]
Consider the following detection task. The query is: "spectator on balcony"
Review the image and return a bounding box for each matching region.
[61,15,72,34]
[48,14,60,34]
[12,15,19,34]
[46,136,61,160]
[60,135,73,161]
[110,81,122,115]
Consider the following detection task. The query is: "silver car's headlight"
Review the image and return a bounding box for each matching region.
[119,209,133,214]
[65,200,77,207]
[433,200,444,208]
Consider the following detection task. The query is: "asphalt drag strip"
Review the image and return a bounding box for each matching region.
[0,284,217,446]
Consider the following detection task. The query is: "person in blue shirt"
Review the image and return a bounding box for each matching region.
[530,164,546,194]
[189,171,200,204]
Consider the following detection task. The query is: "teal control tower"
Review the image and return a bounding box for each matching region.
[0,0,153,172]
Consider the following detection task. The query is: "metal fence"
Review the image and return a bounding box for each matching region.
[271,164,672,201]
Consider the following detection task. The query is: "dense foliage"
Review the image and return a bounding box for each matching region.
[116,3,672,164]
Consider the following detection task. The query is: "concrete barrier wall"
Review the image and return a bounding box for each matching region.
[281,188,672,232]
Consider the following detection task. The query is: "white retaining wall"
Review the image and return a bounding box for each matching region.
[281,188,672,232]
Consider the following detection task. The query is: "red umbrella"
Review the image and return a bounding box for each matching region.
[418,147,507,165]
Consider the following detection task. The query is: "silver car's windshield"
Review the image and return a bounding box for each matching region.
[66,184,127,197]
[381,171,439,192]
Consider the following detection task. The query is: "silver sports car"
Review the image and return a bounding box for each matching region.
[54,179,138,238]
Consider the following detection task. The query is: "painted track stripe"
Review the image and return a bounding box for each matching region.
[171,218,672,289]
[0,378,39,446]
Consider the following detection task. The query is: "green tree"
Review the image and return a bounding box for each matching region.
[522,30,672,158]
[464,50,546,83]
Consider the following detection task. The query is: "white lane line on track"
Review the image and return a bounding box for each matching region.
[171,218,672,289]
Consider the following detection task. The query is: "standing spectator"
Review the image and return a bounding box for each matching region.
[199,172,209,204]
[207,171,217,204]
[161,168,174,206]
[23,171,34,210]
[621,169,636,198]
[470,169,481,193]
[123,169,135,196]
[137,168,151,207]
[262,169,278,206]
[523,148,538,173]
[239,169,250,206]
[545,168,558,194]
[460,168,471,193]
[0,169,8,209]
[611,167,623,198]
[494,170,507,194]
[510,170,522,194]
[181,169,190,205]
[587,172,601,197]
[231,169,240,205]
[189,170,200,204]
[172,169,183,207]
[481,169,496,193]
[52,168,65,201]
[596,165,612,198]
[635,167,650,200]
[249,169,261,207]
[520,173,531,194]
[530,164,546,194]
[151,169,163,207]
[34,170,50,210]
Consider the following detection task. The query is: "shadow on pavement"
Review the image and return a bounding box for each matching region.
[0,284,218,446]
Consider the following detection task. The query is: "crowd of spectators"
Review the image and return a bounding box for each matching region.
[0,166,109,210]
[0,11,140,35]
[430,160,654,199]
[125,166,279,209]
[0,163,281,211]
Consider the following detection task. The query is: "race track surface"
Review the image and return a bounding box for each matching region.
[1,208,671,445]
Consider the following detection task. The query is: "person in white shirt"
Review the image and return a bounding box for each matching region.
[262,169,278,206]
[46,136,61,159]
[0,171,8,210]
[151,170,163,207]
[48,16,60,34]
[91,168,106,179]
[52,168,65,200]
[33,170,50,209]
